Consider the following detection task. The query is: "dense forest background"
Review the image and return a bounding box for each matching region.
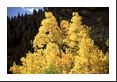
[7,7,109,74]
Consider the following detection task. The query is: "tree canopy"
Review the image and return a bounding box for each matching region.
[9,12,109,74]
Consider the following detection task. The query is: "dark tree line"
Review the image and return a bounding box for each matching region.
[7,7,109,74]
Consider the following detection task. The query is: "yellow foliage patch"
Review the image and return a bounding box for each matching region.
[10,12,109,74]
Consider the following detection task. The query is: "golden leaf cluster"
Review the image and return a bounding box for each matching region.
[10,12,109,74]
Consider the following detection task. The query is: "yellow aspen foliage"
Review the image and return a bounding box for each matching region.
[60,20,69,31]
[60,54,74,73]
[10,51,47,74]
[60,20,69,39]
[44,42,60,66]
[70,34,109,74]
[10,12,109,74]
[33,12,62,49]
[63,12,85,55]
[9,62,20,74]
